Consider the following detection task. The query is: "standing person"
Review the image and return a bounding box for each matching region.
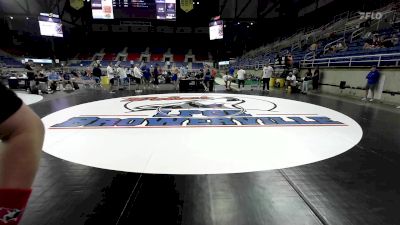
[142,65,151,90]
[106,63,115,93]
[171,67,179,91]
[133,64,143,92]
[0,83,44,225]
[301,68,313,94]
[203,68,212,92]
[153,64,160,89]
[92,64,102,86]
[262,63,274,92]
[25,60,35,93]
[209,68,217,92]
[362,65,380,102]
[127,66,133,81]
[229,66,235,77]
[312,66,320,90]
[237,67,246,90]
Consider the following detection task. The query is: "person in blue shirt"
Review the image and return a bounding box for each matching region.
[229,66,235,77]
[362,65,380,102]
[141,65,151,89]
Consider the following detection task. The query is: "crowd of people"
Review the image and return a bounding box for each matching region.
[363,32,399,50]
[0,60,223,95]
[222,64,320,95]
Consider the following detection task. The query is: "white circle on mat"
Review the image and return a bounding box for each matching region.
[41,93,363,174]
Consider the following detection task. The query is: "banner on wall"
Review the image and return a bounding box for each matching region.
[180,0,193,13]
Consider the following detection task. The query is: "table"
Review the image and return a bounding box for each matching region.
[179,79,206,92]
[8,78,29,89]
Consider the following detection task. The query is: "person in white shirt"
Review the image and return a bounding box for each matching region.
[237,68,246,90]
[262,63,274,91]
[133,64,143,92]
[286,72,297,91]
[106,63,114,84]
[117,66,127,86]
[223,70,233,90]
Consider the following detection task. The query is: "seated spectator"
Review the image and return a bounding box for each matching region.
[382,34,399,48]
[336,41,347,52]
[372,35,382,48]
[48,71,62,92]
[309,42,319,52]
[363,38,374,49]
[285,72,297,91]
[285,54,294,68]
[62,73,75,91]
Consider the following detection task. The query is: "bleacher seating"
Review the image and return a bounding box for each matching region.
[234,3,400,69]
[127,53,141,61]
[173,54,185,62]
[0,56,23,68]
[150,53,164,61]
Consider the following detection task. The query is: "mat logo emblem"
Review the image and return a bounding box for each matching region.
[0,207,21,223]
[50,96,346,129]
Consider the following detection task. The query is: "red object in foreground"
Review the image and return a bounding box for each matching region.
[0,189,31,225]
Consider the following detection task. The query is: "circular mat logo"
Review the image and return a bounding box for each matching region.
[42,93,362,174]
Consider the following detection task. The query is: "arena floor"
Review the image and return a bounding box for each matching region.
[20,83,400,225]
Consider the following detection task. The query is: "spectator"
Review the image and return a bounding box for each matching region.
[171,67,179,91]
[25,60,35,93]
[223,70,233,90]
[92,64,102,85]
[362,65,380,102]
[286,72,297,91]
[153,65,160,89]
[301,68,313,94]
[116,65,127,86]
[312,66,320,90]
[211,67,217,79]
[309,42,319,52]
[0,83,44,225]
[203,68,212,92]
[363,38,374,49]
[142,65,151,89]
[48,71,62,92]
[134,64,143,92]
[285,54,294,68]
[237,67,246,90]
[106,63,115,93]
[335,41,347,52]
[229,66,235,77]
[62,73,74,91]
[382,34,399,48]
[262,63,274,92]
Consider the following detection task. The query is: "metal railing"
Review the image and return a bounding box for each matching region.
[300,52,400,68]
[350,28,364,43]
